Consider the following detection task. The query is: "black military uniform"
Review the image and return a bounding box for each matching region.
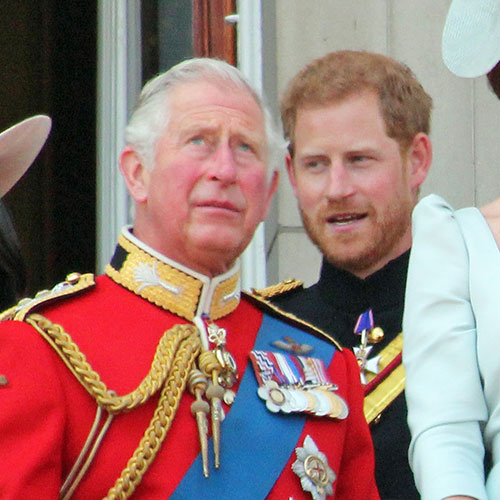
[267,251,418,500]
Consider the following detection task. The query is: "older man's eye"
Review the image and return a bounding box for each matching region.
[351,155,367,162]
[189,136,205,145]
[238,142,253,152]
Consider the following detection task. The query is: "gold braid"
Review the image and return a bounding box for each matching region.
[25,313,203,499]
[197,350,222,378]
[26,314,197,413]
[104,330,201,499]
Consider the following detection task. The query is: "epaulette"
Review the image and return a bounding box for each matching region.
[0,272,96,322]
[251,278,303,300]
[243,290,342,350]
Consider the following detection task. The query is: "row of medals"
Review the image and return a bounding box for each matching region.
[261,380,349,419]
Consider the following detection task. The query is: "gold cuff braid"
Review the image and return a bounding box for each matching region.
[25,313,202,499]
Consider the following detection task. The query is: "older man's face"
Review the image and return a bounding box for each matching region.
[134,80,276,276]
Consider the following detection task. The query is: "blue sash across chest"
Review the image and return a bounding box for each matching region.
[170,312,337,499]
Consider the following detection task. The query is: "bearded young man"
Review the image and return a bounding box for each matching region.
[0,58,379,499]
[264,50,432,500]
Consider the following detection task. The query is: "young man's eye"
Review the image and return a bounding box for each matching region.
[305,160,319,168]
[302,159,327,170]
[349,155,374,165]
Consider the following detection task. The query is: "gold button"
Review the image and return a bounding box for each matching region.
[66,272,81,284]
[368,327,384,344]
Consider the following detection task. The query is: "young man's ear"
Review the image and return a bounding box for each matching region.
[119,146,150,203]
[285,153,298,196]
[406,133,432,190]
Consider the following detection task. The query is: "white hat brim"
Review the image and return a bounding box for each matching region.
[442,0,500,77]
[0,115,51,197]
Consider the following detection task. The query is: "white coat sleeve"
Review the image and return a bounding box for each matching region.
[403,194,489,500]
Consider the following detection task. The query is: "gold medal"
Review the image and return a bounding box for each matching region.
[304,390,318,413]
[321,390,349,419]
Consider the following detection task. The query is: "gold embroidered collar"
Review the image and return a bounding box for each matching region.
[105,227,241,321]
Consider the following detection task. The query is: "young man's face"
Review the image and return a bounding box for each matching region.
[288,91,425,278]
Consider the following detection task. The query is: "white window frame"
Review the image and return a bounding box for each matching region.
[96,0,266,289]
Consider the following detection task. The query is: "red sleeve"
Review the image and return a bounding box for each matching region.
[0,321,65,499]
[334,348,380,499]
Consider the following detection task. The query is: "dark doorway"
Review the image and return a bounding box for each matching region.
[0,0,235,304]
[0,1,97,297]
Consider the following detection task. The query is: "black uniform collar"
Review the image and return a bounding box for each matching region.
[315,251,410,314]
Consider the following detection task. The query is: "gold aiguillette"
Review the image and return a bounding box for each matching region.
[188,369,210,477]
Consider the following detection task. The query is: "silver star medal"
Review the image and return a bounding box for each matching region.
[353,345,381,384]
[257,380,295,413]
[292,435,336,500]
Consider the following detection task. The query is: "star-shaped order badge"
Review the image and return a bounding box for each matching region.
[353,309,382,384]
[353,345,381,384]
[257,380,295,413]
[292,435,336,500]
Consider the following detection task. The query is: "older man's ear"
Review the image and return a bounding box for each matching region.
[119,146,150,203]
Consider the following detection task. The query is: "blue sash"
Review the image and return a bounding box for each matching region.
[170,312,337,499]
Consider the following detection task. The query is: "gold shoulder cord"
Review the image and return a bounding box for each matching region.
[252,278,303,299]
[26,313,202,500]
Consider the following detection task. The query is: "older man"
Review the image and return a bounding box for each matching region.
[0,59,378,499]
[265,51,432,499]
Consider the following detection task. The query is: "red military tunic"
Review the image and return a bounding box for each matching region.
[0,228,378,499]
